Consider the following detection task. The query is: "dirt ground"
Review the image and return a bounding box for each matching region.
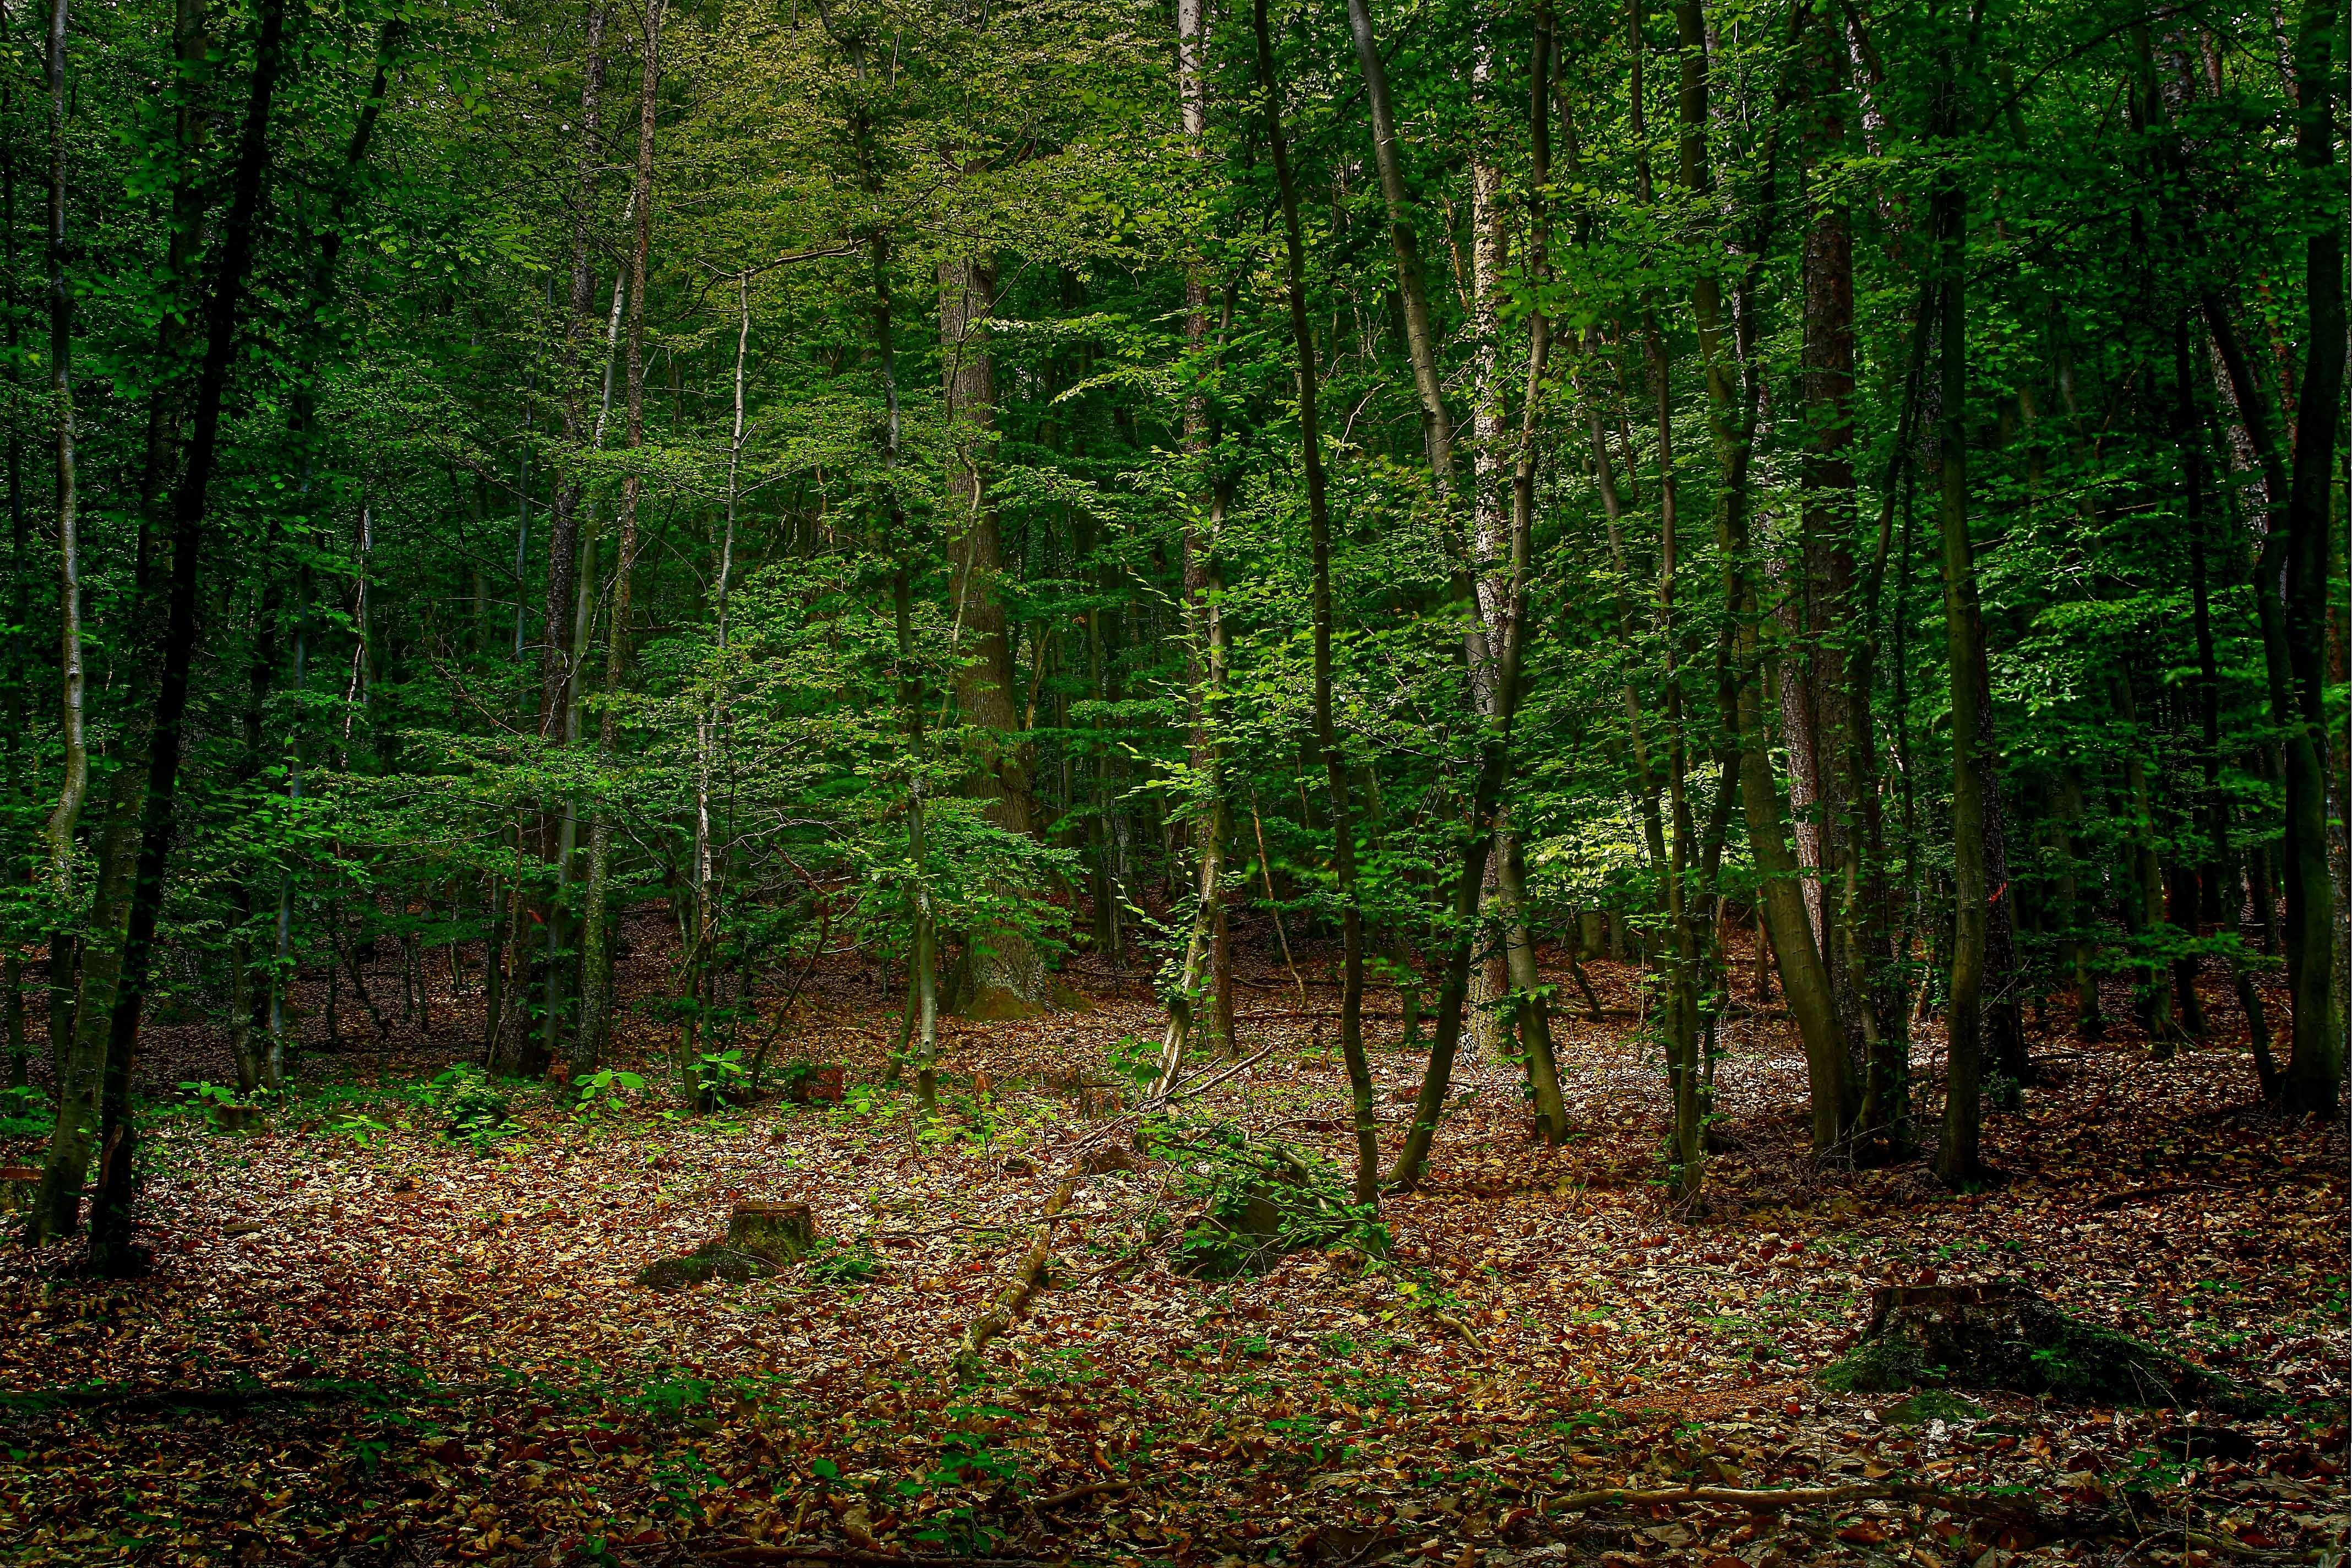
[1,913,2344,1567]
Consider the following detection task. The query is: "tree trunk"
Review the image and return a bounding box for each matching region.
[1253,0,1375,1208]
[1931,167,1988,1190]
[939,253,1052,1019]
[39,0,84,888]
[579,0,663,1076]
[2274,0,2344,1113]
[1672,0,1850,1153]
[47,0,287,1256]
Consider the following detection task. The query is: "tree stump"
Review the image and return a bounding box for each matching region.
[211,1104,257,1133]
[728,1199,815,1265]
[786,1064,845,1106]
[1824,1282,2271,1412]
[0,1166,37,1217]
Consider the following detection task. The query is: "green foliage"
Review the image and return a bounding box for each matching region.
[801,1239,881,1287]
[1154,1121,1387,1278]
[422,1066,521,1155]
[0,1086,53,1140]
[574,1068,650,1117]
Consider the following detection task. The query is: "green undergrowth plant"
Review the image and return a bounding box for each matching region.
[421,1065,522,1155]
[1147,1119,1387,1278]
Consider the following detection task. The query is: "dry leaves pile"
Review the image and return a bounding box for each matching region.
[1,926,2344,1568]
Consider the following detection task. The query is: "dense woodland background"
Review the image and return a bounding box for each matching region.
[0,0,2344,1264]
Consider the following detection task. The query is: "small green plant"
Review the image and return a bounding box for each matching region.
[0,1084,53,1137]
[803,1239,880,1286]
[907,1428,1028,1554]
[574,1066,649,1117]
[1107,1033,1158,1095]
[425,1066,521,1153]
[335,1111,392,1147]
[693,1049,750,1108]
[178,1080,248,1109]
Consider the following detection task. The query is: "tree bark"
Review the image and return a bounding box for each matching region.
[1253,0,1376,1208]
[579,0,663,1077]
[35,0,288,1252]
[1931,170,1988,1189]
[39,0,83,889]
[2274,0,2344,1113]
[939,253,1052,1018]
[1672,0,1850,1153]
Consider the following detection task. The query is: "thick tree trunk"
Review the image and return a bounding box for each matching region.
[939,254,1052,1019]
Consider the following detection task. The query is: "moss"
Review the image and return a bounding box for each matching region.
[635,1243,773,1290]
[1820,1286,2280,1414]
[1821,1338,1942,1395]
[1881,1390,1988,1425]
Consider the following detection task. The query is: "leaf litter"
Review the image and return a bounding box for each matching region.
[0,925,2344,1568]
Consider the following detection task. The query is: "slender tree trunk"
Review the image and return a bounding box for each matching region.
[939,253,1052,1018]
[1341,0,1461,508]
[2,66,24,1093]
[580,0,663,1075]
[2274,0,2344,1113]
[1254,0,1375,1208]
[1151,0,1228,1086]
[540,3,609,747]
[1798,3,1871,1087]
[1931,167,1988,1189]
[1672,0,1850,1152]
[1499,9,1567,1146]
[514,2,611,1073]
[39,0,82,888]
[35,0,288,1252]
[1464,30,1516,1065]
[684,274,750,1081]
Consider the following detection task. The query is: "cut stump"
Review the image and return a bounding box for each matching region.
[728,1200,815,1265]
[635,1200,816,1289]
[786,1065,845,1106]
[0,1166,37,1217]
[1823,1282,2273,1413]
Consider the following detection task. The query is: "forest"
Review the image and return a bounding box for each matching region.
[0,0,2344,1556]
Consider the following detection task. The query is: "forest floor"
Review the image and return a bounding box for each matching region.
[0,914,2345,1568]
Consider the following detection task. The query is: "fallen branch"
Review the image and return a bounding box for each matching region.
[951,1173,1077,1382]
[1429,1312,1485,1352]
[1069,1045,1275,1155]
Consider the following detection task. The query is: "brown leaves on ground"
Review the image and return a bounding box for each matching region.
[0,924,2344,1567]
